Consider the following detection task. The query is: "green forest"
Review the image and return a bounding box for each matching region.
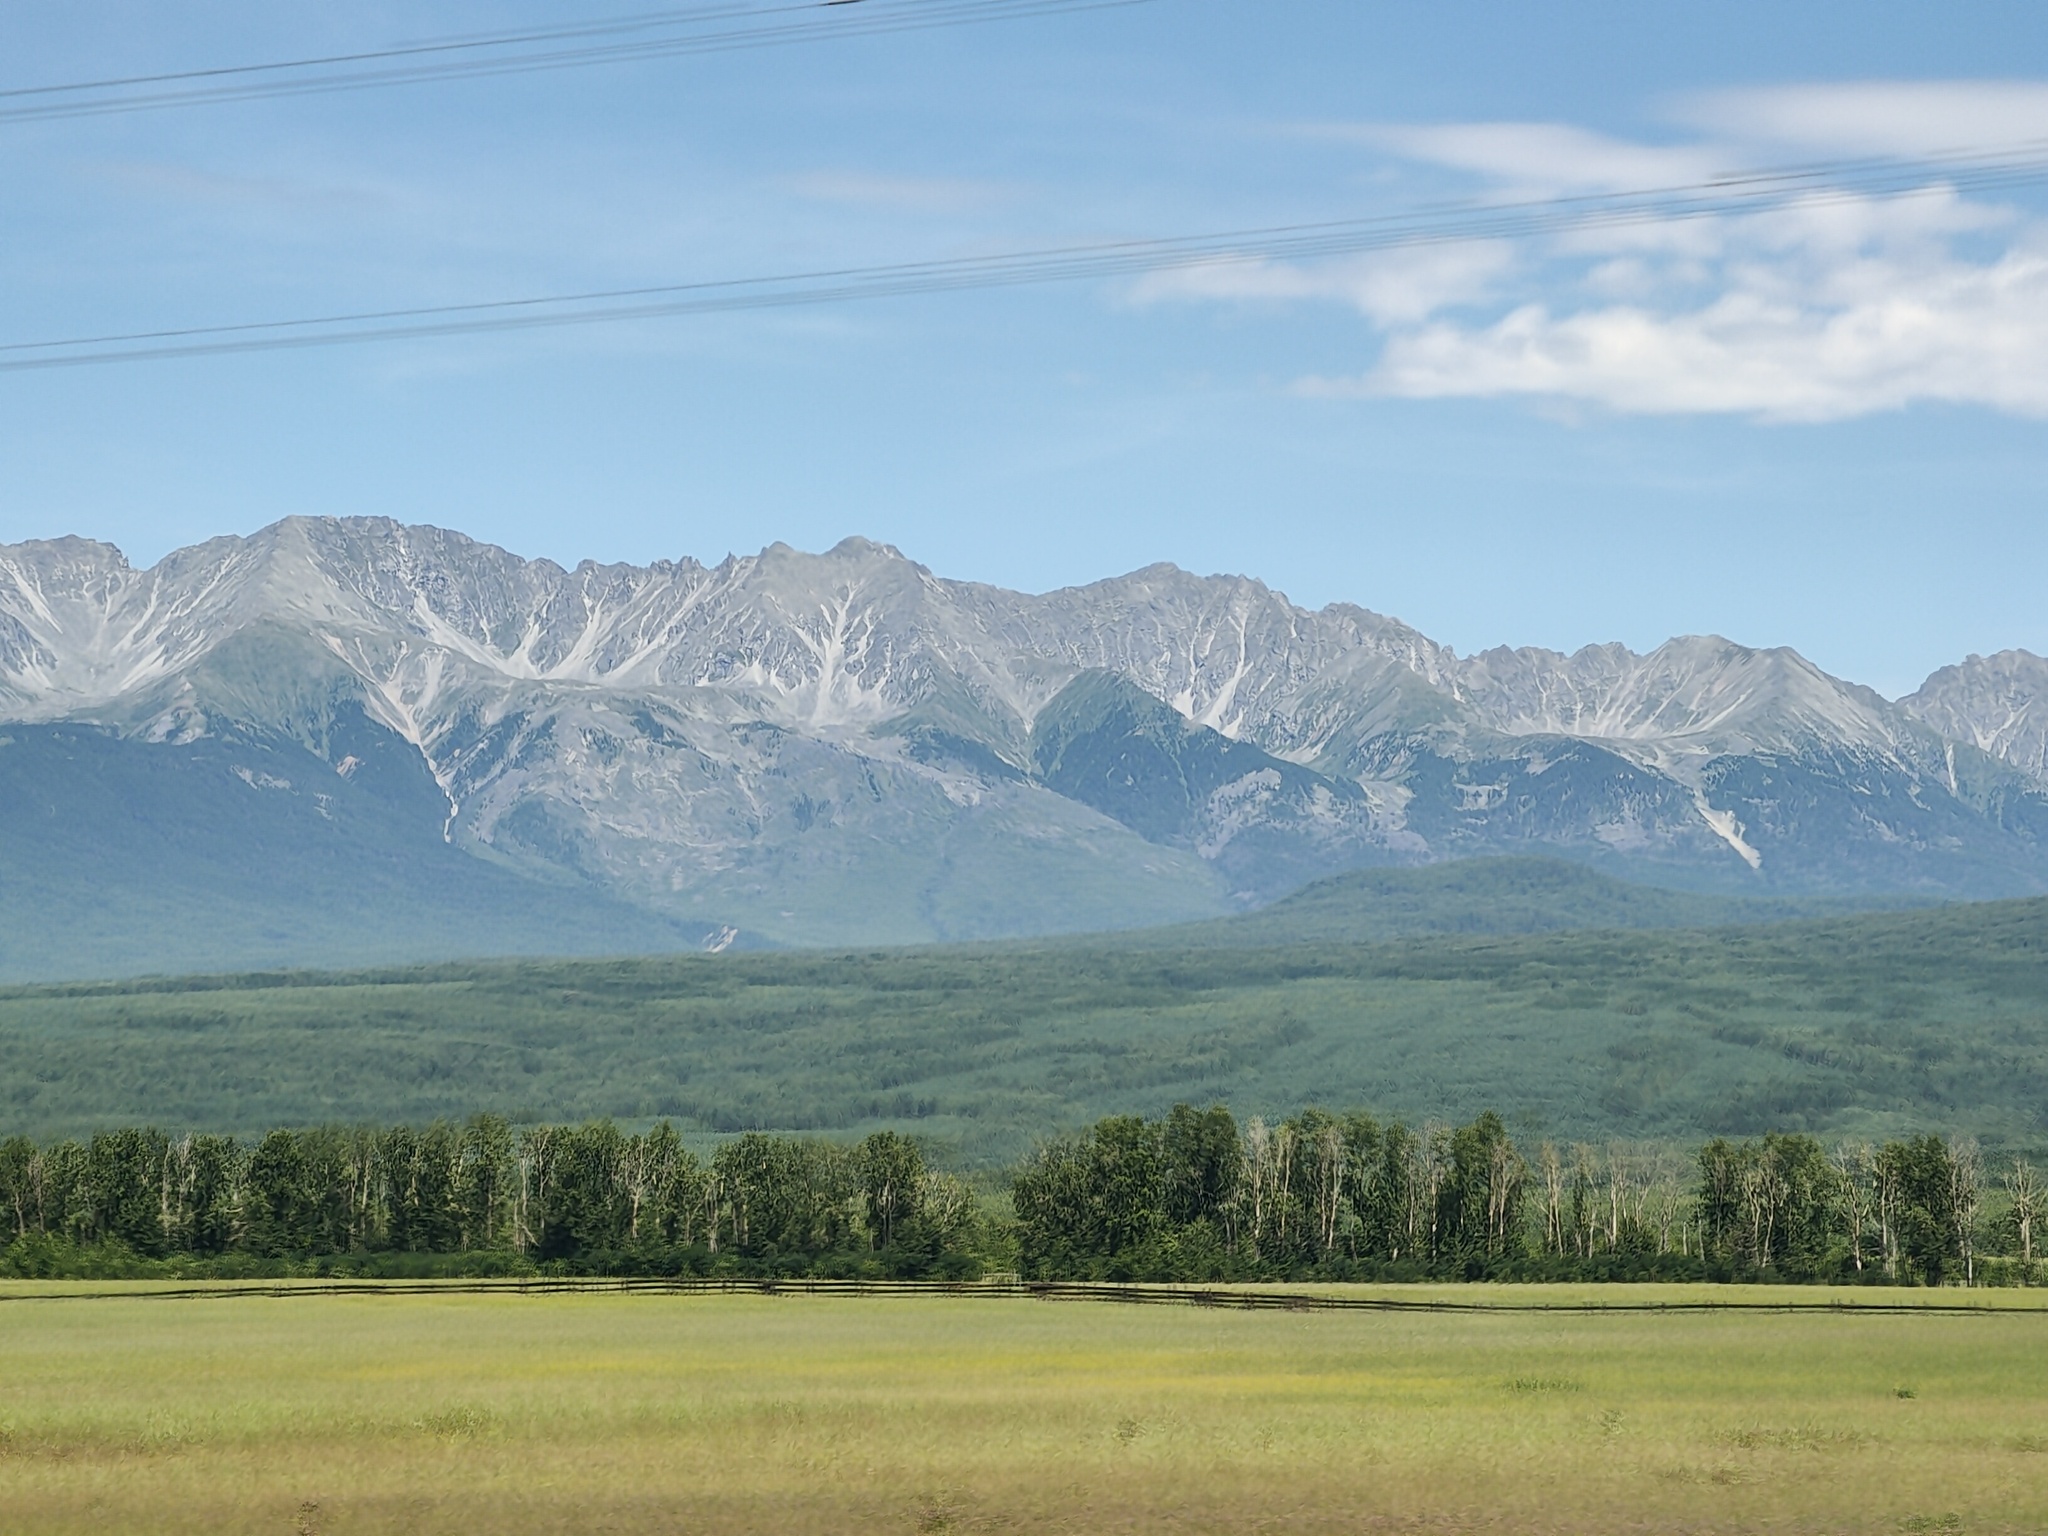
[3,873,2046,1159]
[3,1106,2041,1287]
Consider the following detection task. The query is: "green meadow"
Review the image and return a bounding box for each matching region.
[4,1285,2047,1534]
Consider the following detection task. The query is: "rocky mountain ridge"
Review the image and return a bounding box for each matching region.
[4,516,2047,954]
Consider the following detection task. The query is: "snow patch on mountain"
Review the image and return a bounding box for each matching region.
[1693,795,1763,870]
[1903,649,2048,782]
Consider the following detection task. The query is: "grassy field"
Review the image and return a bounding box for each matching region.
[4,1285,2048,1533]
[5,889,2048,1157]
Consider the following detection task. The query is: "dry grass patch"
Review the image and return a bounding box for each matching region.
[1,1284,2046,1532]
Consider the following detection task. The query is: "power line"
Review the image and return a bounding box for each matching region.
[0,2,813,98]
[7,143,2048,372]
[0,0,1157,124]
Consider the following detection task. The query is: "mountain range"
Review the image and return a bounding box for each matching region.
[5,516,2048,976]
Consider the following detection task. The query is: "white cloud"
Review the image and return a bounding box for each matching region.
[1361,122,1727,194]
[1341,245,2048,420]
[1131,243,1514,326]
[1232,85,2048,420]
[1676,81,2048,159]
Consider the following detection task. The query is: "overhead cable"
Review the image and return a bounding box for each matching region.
[0,0,1158,124]
[6,142,2048,372]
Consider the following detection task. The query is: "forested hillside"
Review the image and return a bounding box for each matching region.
[4,893,2045,1158]
[1109,856,1877,947]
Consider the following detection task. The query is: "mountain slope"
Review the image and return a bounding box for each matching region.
[1903,649,2048,779]
[0,722,735,983]
[7,517,2048,969]
[1029,670,1384,901]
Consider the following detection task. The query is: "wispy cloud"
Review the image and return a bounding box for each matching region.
[1131,243,1515,326]
[1675,80,2048,159]
[1357,123,1728,194]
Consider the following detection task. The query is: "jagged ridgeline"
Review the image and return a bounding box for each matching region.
[7,518,2048,978]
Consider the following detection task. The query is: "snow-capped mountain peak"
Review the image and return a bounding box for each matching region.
[4,517,2047,948]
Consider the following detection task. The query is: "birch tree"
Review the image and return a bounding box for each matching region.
[1948,1136,1982,1287]
[857,1131,925,1250]
[2005,1158,2040,1282]
[1537,1141,1566,1258]
[1834,1142,1875,1275]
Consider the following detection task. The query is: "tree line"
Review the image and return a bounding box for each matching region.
[1015,1109,2041,1284]
[1,1108,2041,1283]
[0,1121,979,1280]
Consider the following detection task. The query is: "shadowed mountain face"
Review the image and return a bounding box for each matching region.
[1030,671,1382,904]
[4,516,2048,971]
[0,720,736,983]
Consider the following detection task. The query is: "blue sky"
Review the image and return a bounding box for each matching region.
[3,0,2046,696]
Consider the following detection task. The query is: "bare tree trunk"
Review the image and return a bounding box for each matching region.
[27,1151,50,1236]
[1835,1143,1873,1274]
[1571,1144,1597,1259]
[1421,1123,1450,1266]
[1740,1161,1773,1272]
[1949,1137,1982,1287]
[1650,1149,1678,1256]
[1244,1118,1270,1250]
[1316,1124,1345,1254]
[1538,1143,1564,1258]
[159,1136,195,1251]
[2006,1159,2040,1284]
[1605,1143,1625,1250]
[1275,1125,1296,1249]
[1874,1152,1900,1281]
